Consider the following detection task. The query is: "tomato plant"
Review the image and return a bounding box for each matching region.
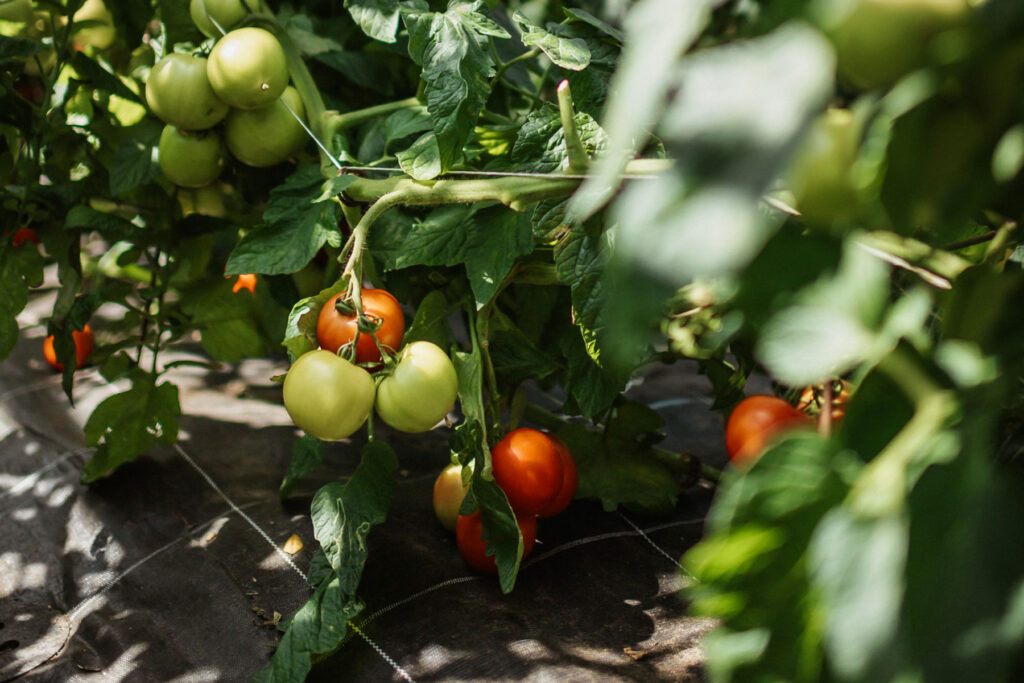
[206,27,289,110]
[432,462,470,533]
[375,341,457,433]
[491,428,564,516]
[43,325,94,371]
[455,511,536,575]
[282,350,375,441]
[145,54,229,131]
[224,86,307,167]
[157,126,225,188]
[724,395,812,467]
[316,289,404,364]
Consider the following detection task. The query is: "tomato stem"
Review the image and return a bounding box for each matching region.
[556,80,589,172]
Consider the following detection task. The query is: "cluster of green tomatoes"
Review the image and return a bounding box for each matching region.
[146,0,307,188]
[283,288,460,441]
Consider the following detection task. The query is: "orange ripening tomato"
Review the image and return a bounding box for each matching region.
[43,324,94,371]
[232,273,257,294]
[491,427,564,516]
[455,511,537,574]
[316,288,405,365]
[537,435,578,518]
[725,395,811,468]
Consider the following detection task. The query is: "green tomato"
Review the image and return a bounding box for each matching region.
[177,183,226,218]
[282,350,376,441]
[207,27,288,109]
[817,0,972,90]
[146,53,229,131]
[158,125,225,188]
[786,108,862,227]
[72,0,116,50]
[224,85,307,167]
[375,341,458,433]
[189,0,258,38]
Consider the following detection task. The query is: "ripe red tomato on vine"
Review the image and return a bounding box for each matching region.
[455,511,537,574]
[725,395,811,467]
[491,427,565,516]
[316,288,405,365]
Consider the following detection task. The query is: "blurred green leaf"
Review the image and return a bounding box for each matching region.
[512,11,590,71]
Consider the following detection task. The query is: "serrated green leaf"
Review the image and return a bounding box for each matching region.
[82,373,181,482]
[65,205,141,240]
[453,346,485,428]
[315,174,357,203]
[511,103,606,173]
[403,289,454,348]
[563,7,624,43]
[559,326,625,419]
[311,439,398,595]
[180,278,266,362]
[70,51,143,103]
[0,34,42,60]
[396,131,442,180]
[403,4,497,171]
[512,11,590,71]
[281,279,348,361]
[554,219,607,362]
[472,475,524,593]
[0,242,44,361]
[109,120,161,197]
[280,436,324,501]
[345,0,401,43]
[226,166,341,276]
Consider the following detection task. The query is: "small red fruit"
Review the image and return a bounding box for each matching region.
[43,324,94,371]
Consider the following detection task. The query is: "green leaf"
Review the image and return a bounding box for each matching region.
[180,278,266,363]
[403,3,498,171]
[310,439,398,595]
[808,509,908,680]
[65,205,141,241]
[512,11,590,71]
[82,372,181,482]
[453,346,486,429]
[0,34,42,60]
[564,7,624,43]
[0,242,44,361]
[345,0,401,44]
[554,219,607,362]
[488,314,559,388]
[559,326,626,419]
[396,131,442,180]
[510,103,606,173]
[226,165,341,276]
[70,51,143,104]
[568,0,711,221]
[282,279,348,361]
[315,175,357,203]
[314,50,397,96]
[108,120,161,197]
[472,475,525,593]
[403,289,455,348]
[252,577,363,683]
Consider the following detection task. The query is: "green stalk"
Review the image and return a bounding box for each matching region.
[556,80,588,171]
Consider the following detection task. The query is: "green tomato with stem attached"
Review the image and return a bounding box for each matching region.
[282,350,376,441]
[375,341,458,433]
[207,27,288,109]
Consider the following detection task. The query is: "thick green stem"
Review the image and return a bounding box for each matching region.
[321,97,422,138]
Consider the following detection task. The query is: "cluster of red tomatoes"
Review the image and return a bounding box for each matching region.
[146,0,307,188]
[282,288,459,440]
[433,428,578,574]
[725,381,852,468]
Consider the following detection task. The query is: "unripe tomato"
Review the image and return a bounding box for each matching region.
[725,395,811,467]
[316,289,405,365]
[819,0,972,90]
[282,350,375,441]
[375,341,458,433]
[72,0,115,50]
[158,126,225,188]
[537,435,577,518]
[225,86,307,167]
[177,184,226,218]
[206,27,289,110]
[786,108,862,227]
[189,0,257,38]
[146,53,228,131]
[491,428,564,516]
[455,511,537,574]
[43,325,94,371]
[433,462,471,532]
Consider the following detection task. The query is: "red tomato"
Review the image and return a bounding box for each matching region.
[455,511,537,574]
[316,288,405,365]
[491,428,564,516]
[232,273,257,294]
[725,395,811,467]
[43,324,94,371]
[537,435,577,518]
[11,227,40,247]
